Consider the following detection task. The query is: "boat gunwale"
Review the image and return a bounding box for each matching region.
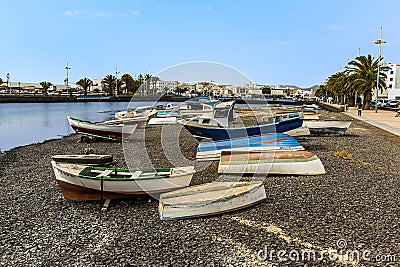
[219,154,320,165]
[53,162,195,182]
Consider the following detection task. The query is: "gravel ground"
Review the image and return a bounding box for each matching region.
[0,111,399,266]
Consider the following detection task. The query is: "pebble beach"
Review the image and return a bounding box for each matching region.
[1,110,399,266]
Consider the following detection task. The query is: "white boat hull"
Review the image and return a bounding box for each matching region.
[148,117,177,125]
[67,116,137,139]
[196,133,305,161]
[51,161,195,200]
[304,120,352,136]
[284,125,311,136]
[159,181,266,219]
[218,151,326,175]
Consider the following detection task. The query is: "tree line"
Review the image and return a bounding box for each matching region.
[1,73,153,96]
[316,54,386,110]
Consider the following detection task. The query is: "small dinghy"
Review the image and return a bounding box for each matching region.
[67,116,137,140]
[284,125,311,136]
[159,181,266,220]
[304,120,352,136]
[51,154,113,166]
[218,150,326,175]
[51,161,195,201]
[148,117,177,125]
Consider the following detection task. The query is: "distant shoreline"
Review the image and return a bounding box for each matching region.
[0,94,319,105]
[0,95,188,103]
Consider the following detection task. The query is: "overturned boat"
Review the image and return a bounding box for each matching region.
[218,150,326,175]
[51,154,113,166]
[159,181,266,220]
[196,133,304,161]
[304,120,352,136]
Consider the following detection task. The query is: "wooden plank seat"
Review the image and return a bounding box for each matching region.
[96,169,113,177]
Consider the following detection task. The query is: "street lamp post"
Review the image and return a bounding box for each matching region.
[6,73,10,94]
[374,27,386,113]
[115,67,120,97]
[65,62,71,95]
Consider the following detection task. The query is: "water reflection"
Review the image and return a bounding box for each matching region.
[0,101,170,151]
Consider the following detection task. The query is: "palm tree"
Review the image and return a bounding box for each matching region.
[121,74,134,95]
[101,75,116,96]
[116,78,124,96]
[346,54,386,109]
[40,81,52,96]
[326,71,354,104]
[137,74,144,95]
[144,73,152,96]
[76,77,93,96]
[131,79,142,95]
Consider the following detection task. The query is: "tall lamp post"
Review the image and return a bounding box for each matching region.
[65,62,71,95]
[6,73,10,94]
[115,67,120,97]
[374,27,386,113]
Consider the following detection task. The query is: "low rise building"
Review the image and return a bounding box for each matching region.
[382,63,400,99]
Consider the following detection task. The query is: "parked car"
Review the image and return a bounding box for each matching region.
[379,99,390,107]
[388,99,400,108]
[371,99,389,108]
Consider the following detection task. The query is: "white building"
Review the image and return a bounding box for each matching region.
[151,80,179,94]
[382,63,400,99]
[91,77,104,93]
[0,81,67,94]
[235,82,263,96]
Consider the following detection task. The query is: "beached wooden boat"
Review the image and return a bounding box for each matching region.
[218,150,326,175]
[179,112,303,140]
[51,154,113,166]
[100,116,147,128]
[67,116,137,140]
[178,99,236,119]
[114,105,155,119]
[302,104,323,111]
[156,110,180,118]
[196,133,304,161]
[284,125,311,136]
[51,161,195,201]
[158,181,266,220]
[179,102,214,118]
[304,120,352,136]
[148,117,178,125]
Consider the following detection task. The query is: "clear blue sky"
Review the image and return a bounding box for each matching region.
[1,0,400,88]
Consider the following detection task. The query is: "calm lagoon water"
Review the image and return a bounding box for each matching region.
[0,101,171,152]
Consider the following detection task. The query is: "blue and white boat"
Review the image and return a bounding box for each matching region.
[196,133,305,160]
[179,112,303,140]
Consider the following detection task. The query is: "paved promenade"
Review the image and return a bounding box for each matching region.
[345,106,400,137]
